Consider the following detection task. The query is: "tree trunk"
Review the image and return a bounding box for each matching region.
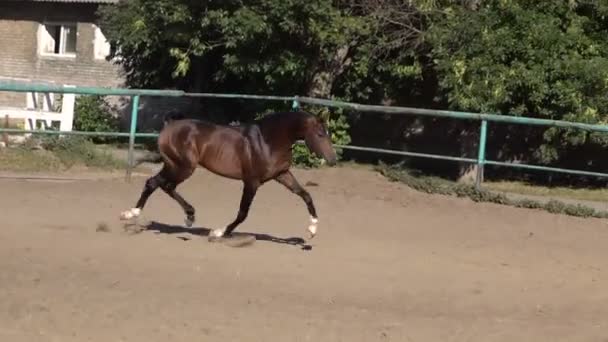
[457,125,479,183]
[308,45,351,98]
[189,57,207,114]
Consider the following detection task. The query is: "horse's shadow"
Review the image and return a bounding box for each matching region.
[136,221,312,250]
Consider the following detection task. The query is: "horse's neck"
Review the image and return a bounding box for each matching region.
[259,113,304,138]
[257,114,305,151]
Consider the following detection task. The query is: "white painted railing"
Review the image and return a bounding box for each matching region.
[0,85,75,136]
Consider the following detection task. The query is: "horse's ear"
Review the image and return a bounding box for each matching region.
[318,110,330,123]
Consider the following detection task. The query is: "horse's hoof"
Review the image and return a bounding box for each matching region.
[184,216,195,228]
[207,228,225,242]
[119,211,132,220]
[120,208,141,220]
[307,217,318,239]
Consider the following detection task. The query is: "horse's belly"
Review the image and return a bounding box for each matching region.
[200,156,243,180]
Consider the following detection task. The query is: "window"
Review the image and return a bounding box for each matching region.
[39,23,77,56]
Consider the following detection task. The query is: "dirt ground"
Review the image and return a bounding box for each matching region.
[1,165,608,342]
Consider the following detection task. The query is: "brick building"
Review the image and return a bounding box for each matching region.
[0,0,199,132]
[0,0,123,107]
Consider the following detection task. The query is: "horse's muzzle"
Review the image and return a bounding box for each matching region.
[326,158,337,166]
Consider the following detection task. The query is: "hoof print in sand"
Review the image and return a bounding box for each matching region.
[208,233,256,248]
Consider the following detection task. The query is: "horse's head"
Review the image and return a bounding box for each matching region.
[303,114,337,166]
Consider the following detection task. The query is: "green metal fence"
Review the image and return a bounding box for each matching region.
[1,81,608,187]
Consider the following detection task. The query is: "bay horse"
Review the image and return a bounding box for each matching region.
[119,110,337,240]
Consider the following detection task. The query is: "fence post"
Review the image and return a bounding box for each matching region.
[2,115,8,147]
[475,120,488,190]
[126,95,140,182]
[291,96,300,111]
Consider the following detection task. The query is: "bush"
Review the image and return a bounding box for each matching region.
[0,135,125,172]
[73,95,119,143]
[0,148,63,172]
[37,135,125,169]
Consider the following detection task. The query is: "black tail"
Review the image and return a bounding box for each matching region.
[132,152,163,167]
[131,110,186,167]
[163,111,186,126]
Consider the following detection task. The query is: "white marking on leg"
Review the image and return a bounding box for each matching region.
[120,208,141,220]
[211,228,225,238]
[307,216,318,238]
[184,217,194,228]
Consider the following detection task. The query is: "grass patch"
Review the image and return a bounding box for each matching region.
[0,148,64,172]
[376,162,608,219]
[484,180,608,203]
[0,135,126,172]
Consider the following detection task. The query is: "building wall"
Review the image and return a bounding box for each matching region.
[0,1,123,107]
[0,1,201,133]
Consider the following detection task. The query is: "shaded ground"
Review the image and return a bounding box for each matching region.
[1,166,608,341]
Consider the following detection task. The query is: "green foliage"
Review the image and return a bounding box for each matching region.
[97,0,372,96]
[0,148,63,172]
[0,136,125,172]
[291,143,320,168]
[98,0,365,170]
[73,95,119,143]
[98,0,608,176]
[426,0,608,165]
[377,162,608,219]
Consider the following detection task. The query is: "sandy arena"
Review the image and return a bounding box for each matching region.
[1,165,608,341]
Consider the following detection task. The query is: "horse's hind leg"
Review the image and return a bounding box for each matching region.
[120,165,196,227]
[161,170,195,227]
[274,171,319,238]
[150,164,196,227]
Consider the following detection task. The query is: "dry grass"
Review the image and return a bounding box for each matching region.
[484,181,608,203]
[0,136,126,172]
[0,148,65,172]
[1,118,25,129]
[377,163,608,219]
[341,159,606,203]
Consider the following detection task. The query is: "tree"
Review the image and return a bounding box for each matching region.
[97,0,371,164]
[98,1,367,96]
[97,0,608,182]
[426,0,608,180]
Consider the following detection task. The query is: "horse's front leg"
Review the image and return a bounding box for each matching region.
[274,171,319,239]
[210,181,259,240]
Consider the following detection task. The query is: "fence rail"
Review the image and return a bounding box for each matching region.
[1,81,608,185]
[183,93,296,102]
[0,82,184,97]
[296,96,608,132]
[0,128,157,138]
